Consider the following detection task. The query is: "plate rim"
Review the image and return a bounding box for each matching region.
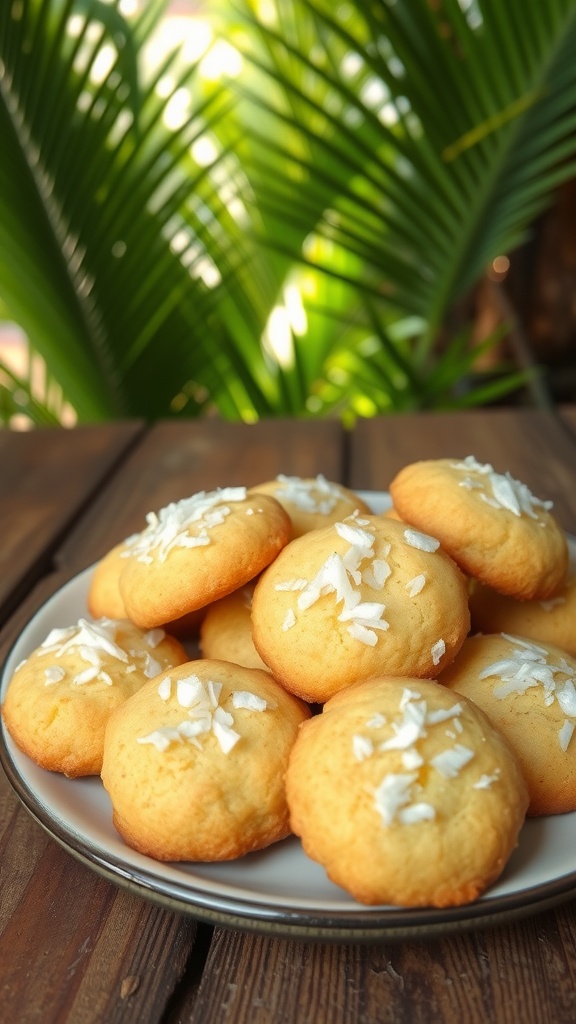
[2,492,576,941]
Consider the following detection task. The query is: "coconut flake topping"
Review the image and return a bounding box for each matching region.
[480,634,576,751]
[451,456,553,518]
[125,487,248,564]
[349,688,494,827]
[138,674,269,755]
[403,528,440,553]
[276,517,390,646]
[273,474,347,514]
[37,617,166,688]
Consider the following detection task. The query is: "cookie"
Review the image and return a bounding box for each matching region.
[88,539,205,639]
[286,677,528,906]
[439,633,576,815]
[88,540,134,620]
[1,617,188,777]
[249,475,371,537]
[200,580,270,672]
[469,573,576,656]
[119,487,292,629]
[101,659,311,861]
[251,513,470,703]
[389,455,568,600]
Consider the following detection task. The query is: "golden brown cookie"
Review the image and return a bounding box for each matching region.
[200,580,269,672]
[119,487,292,629]
[88,539,205,639]
[286,677,528,907]
[251,513,470,703]
[101,659,310,861]
[389,455,568,600]
[1,618,188,777]
[249,475,371,537]
[88,540,134,620]
[469,573,576,656]
[439,632,576,815]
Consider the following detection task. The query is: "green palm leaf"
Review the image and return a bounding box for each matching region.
[0,0,279,421]
[222,0,576,350]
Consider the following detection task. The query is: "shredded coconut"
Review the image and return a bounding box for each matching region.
[140,675,269,755]
[430,744,474,778]
[125,487,248,564]
[158,676,172,701]
[144,628,166,648]
[431,639,446,666]
[473,770,501,790]
[405,574,426,597]
[480,635,576,750]
[352,734,374,761]
[274,578,308,592]
[354,689,485,827]
[559,720,575,752]
[273,474,345,514]
[366,713,387,728]
[403,528,440,552]
[282,609,296,631]
[451,456,553,518]
[232,691,268,711]
[44,665,66,685]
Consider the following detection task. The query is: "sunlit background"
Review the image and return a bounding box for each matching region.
[3,0,570,429]
[1,0,249,428]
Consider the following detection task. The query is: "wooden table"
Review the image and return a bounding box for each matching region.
[2,408,576,1023]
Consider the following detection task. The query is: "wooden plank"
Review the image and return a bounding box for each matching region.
[55,418,345,569]
[0,829,201,1023]
[558,405,576,439]
[349,409,576,532]
[0,423,143,622]
[171,912,576,1024]
[5,413,576,1023]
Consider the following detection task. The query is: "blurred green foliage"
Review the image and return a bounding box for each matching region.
[1,0,575,426]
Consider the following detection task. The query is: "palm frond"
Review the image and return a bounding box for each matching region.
[222,0,576,345]
[0,0,281,421]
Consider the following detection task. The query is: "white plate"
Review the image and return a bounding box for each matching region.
[2,492,576,941]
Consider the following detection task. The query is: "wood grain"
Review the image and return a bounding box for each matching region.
[0,422,143,620]
[349,409,576,531]
[3,411,576,1024]
[55,418,345,570]
[166,910,576,1024]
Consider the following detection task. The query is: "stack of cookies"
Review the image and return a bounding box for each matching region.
[2,463,573,910]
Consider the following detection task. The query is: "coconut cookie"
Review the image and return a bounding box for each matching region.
[251,514,470,703]
[88,539,135,620]
[439,633,576,815]
[286,678,528,907]
[200,581,270,672]
[249,475,371,538]
[118,487,292,629]
[101,659,310,861]
[469,574,576,657]
[88,539,205,639]
[1,618,188,777]
[389,455,568,601]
